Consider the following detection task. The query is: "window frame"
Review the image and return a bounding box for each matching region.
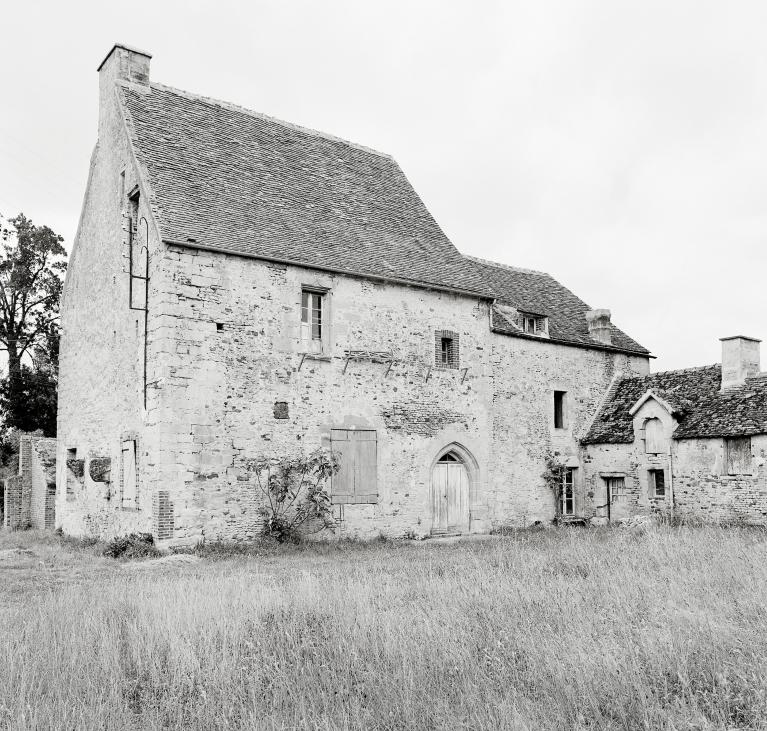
[120,438,138,510]
[724,436,752,476]
[300,286,330,354]
[644,417,665,454]
[648,468,666,498]
[561,467,575,516]
[434,329,460,369]
[554,390,567,430]
[520,313,549,336]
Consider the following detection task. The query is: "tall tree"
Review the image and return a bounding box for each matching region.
[0,213,66,384]
[0,213,66,438]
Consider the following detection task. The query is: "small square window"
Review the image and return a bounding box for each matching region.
[648,469,665,497]
[521,313,548,335]
[435,330,459,369]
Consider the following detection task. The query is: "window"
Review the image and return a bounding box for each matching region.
[330,429,377,504]
[554,391,567,429]
[521,313,548,335]
[121,439,138,508]
[648,469,665,497]
[724,437,752,475]
[561,467,575,515]
[644,418,665,454]
[128,188,139,246]
[606,476,625,500]
[301,289,326,353]
[435,330,459,369]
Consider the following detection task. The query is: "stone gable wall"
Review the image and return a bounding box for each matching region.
[56,82,162,539]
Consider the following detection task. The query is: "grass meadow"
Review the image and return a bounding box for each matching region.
[1,526,767,730]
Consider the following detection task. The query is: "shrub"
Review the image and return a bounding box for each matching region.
[103,533,161,560]
[245,449,339,543]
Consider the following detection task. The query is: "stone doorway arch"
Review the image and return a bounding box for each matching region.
[429,443,478,535]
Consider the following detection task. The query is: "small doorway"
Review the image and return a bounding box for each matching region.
[431,452,470,535]
[605,476,628,523]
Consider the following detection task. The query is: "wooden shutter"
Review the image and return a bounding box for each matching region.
[725,437,752,475]
[645,419,664,454]
[330,430,377,504]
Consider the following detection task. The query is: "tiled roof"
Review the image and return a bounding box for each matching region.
[468,257,649,355]
[583,364,767,443]
[120,83,489,295]
[119,82,649,356]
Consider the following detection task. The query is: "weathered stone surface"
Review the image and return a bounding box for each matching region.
[89,457,112,483]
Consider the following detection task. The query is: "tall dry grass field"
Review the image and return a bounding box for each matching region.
[1,526,766,730]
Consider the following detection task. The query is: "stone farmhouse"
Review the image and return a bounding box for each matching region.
[55,44,767,545]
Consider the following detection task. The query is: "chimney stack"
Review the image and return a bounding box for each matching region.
[97,43,151,137]
[585,309,612,345]
[720,336,761,390]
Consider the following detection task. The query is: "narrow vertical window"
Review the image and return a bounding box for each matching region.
[554,391,566,429]
[435,330,459,369]
[561,467,575,515]
[121,440,137,508]
[648,469,665,497]
[300,289,326,353]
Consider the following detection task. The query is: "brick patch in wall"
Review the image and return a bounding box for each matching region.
[153,490,174,540]
[382,402,468,436]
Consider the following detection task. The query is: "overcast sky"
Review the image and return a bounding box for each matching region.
[2,0,766,371]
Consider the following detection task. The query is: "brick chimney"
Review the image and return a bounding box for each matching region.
[720,336,761,390]
[585,309,612,345]
[97,43,151,137]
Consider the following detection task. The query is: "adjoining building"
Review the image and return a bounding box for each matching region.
[581,337,767,524]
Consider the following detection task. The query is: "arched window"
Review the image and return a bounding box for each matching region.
[645,418,665,454]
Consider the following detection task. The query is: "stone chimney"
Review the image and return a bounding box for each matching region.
[97,43,151,137]
[585,309,612,345]
[720,336,761,390]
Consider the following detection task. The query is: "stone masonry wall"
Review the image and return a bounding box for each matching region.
[147,247,495,544]
[490,337,648,526]
[56,78,163,539]
[130,244,648,544]
[672,434,767,524]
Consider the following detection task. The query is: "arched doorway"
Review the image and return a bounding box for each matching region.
[430,450,471,535]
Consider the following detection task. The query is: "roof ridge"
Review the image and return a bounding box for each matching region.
[464,254,549,277]
[644,363,721,378]
[148,82,394,160]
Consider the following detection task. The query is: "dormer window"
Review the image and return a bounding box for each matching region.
[521,314,548,335]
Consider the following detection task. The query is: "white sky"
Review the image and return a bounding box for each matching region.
[2,0,766,371]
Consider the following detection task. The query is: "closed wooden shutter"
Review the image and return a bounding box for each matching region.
[330,429,377,504]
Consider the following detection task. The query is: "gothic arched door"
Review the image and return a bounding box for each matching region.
[431,452,470,535]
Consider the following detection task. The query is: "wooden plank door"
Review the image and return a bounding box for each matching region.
[446,463,469,532]
[431,463,449,534]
